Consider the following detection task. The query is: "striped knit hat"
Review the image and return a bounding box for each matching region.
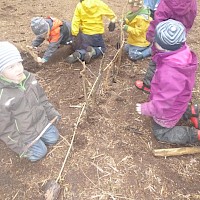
[128,0,143,7]
[0,42,23,72]
[155,19,186,51]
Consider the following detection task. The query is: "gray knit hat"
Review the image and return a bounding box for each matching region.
[155,19,186,51]
[31,17,49,36]
[0,42,23,72]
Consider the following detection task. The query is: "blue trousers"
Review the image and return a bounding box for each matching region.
[26,125,59,162]
[74,32,106,60]
[124,44,152,61]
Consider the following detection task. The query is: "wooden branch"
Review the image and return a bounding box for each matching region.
[153,147,200,157]
[80,62,88,110]
[20,116,58,157]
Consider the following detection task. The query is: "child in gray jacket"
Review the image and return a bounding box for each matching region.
[0,42,60,161]
[30,16,72,64]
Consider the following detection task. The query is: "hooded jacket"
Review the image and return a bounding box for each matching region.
[0,71,59,154]
[124,7,152,47]
[32,17,72,61]
[141,44,198,128]
[146,0,197,42]
[71,0,116,36]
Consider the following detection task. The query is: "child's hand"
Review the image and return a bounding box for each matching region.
[136,103,142,114]
[37,57,47,64]
[26,45,37,50]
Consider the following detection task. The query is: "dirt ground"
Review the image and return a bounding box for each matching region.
[1,0,200,199]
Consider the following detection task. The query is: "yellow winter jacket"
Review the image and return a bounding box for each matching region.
[124,7,152,47]
[72,0,116,36]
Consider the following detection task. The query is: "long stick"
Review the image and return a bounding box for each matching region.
[153,147,200,157]
[20,116,58,157]
[56,103,86,182]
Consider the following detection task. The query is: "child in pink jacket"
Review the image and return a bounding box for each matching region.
[136,19,199,144]
[135,0,197,93]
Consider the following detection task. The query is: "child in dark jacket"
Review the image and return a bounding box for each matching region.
[123,0,152,61]
[136,19,199,144]
[135,0,197,93]
[0,42,60,161]
[65,0,116,64]
[30,16,72,64]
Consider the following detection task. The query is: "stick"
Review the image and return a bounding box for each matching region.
[152,147,200,157]
[56,103,86,182]
[20,116,58,157]
[80,62,88,110]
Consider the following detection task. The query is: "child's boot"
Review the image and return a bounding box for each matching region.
[66,51,81,64]
[84,46,96,64]
[190,104,200,129]
[135,80,150,94]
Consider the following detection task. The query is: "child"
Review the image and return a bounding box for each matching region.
[135,0,197,93]
[136,19,199,144]
[30,16,72,64]
[66,0,116,64]
[123,0,152,61]
[143,0,160,19]
[0,42,60,161]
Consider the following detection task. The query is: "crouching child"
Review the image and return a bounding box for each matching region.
[30,16,72,64]
[66,0,116,64]
[0,42,60,161]
[136,19,200,145]
[123,0,152,61]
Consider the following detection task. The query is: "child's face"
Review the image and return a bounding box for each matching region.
[130,4,140,12]
[1,62,25,83]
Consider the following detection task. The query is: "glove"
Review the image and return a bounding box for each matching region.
[37,57,47,63]
[108,22,116,32]
[26,45,37,50]
[136,104,142,114]
[56,114,61,123]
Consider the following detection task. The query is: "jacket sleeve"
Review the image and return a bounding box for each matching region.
[124,18,147,37]
[100,1,116,21]
[32,36,45,47]
[36,83,60,120]
[141,73,184,117]
[146,2,170,42]
[71,4,81,36]
[42,37,62,61]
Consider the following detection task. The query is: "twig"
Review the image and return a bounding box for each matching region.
[20,116,58,157]
[56,102,86,182]
[80,62,89,110]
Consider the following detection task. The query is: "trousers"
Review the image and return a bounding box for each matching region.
[74,32,106,60]
[26,125,59,162]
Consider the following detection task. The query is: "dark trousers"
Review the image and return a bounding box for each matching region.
[143,59,156,88]
[152,108,198,144]
[74,32,106,60]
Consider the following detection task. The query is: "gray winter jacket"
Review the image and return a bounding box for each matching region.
[0,71,60,154]
[32,17,72,61]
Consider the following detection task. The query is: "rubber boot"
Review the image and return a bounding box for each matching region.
[66,51,81,64]
[84,46,96,64]
[190,104,199,129]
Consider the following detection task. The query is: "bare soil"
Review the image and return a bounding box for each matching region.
[1,0,200,199]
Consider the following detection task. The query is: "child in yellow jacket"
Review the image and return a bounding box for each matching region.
[123,0,152,61]
[66,0,116,64]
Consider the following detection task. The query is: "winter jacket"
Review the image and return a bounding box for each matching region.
[0,71,60,154]
[71,0,116,36]
[146,0,197,42]
[32,17,72,61]
[123,7,152,47]
[141,44,198,128]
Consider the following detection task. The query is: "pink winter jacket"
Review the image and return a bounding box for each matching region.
[141,44,198,128]
[146,0,197,42]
